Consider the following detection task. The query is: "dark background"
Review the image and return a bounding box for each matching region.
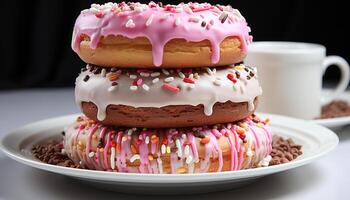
[1,0,348,90]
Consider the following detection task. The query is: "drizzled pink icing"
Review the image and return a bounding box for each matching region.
[63,115,272,174]
[72,2,252,66]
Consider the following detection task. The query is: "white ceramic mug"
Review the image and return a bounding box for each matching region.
[245,42,350,119]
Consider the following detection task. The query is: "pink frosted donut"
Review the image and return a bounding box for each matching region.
[63,115,273,174]
[72,2,252,68]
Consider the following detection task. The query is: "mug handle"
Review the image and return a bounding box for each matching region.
[321,56,350,104]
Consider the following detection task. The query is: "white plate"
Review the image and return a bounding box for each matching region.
[312,89,350,129]
[0,114,338,194]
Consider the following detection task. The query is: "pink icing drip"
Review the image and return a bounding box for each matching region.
[86,124,99,169]
[249,125,261,149]
[188,133,199,163]
[226,129,236,171]
[262,126,273,155]
[72,3,251,67]
[211,129,222,138]
[208,131,223,172]
[115,131,123,172]
[103,131,112,171]
[138,131,150,173]
[232,127,241,170]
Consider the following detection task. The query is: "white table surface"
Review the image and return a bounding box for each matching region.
[0,89,349,200]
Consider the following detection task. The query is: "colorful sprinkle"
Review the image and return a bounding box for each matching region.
[107,73,119,81]
[130,85,138,91]
[142,84,150,91]
[129,74,137,79]
[163,83,180,93]
[125,19,135,28]
[183,77,195,84]
[200,136,210,145]
[146,14,154,26]
[130,154,140,163]
[164,77,174,83]
[152,78,160,84]
[227,73,237,83]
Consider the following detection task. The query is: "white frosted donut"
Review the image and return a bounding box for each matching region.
[75,64,262,127]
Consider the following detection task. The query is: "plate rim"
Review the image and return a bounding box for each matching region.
[0,113,339,183]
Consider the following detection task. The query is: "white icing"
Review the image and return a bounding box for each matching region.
[75,65,262,120]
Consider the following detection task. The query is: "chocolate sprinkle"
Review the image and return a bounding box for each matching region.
[97,138,104,148]
[83,75,90,82]
[201,21,207,27]
[111,82,118,86]
[221,13,228,23]
[235,71,240,79]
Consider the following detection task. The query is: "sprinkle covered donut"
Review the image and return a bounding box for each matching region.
[76,64,261,128]
[72,2,252,68]
[63,115,272,174]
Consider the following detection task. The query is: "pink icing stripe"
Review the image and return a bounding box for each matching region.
[226,129,236,171]
[85,125,99,169]
[138,131,150,173]
[115,131,123,172]
[208,132,223,172]
[230,128,240,171]
[211,129,222,138]
[188,133,199,163]
[72,2,251,67]
[232,128,241,170]
[103,131,112,171]
[249,125,261,149]
[262,126,273,154]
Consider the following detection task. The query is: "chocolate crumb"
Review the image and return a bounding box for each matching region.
[269,135,303,166]
[32,140,83,169]
[318,100,350,119]
[83,75,90,82]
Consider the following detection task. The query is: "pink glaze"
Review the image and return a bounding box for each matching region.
[72,2,252,66]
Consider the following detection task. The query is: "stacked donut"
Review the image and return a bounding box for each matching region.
[63,2,273,174]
